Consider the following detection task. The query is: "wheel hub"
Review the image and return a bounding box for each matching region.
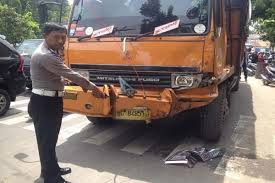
[0,94,7,112]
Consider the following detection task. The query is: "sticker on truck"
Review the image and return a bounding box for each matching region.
[153,20,180,36]
[91,25,115,38]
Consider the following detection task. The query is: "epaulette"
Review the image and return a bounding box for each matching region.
[48,48,61,59]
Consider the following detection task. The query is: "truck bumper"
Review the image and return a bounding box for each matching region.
[63,84,218,120]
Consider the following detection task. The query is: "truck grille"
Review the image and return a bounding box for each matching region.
[89,70,171,88]
[70,64,200,88]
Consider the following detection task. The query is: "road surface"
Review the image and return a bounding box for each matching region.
[0,77,274,183]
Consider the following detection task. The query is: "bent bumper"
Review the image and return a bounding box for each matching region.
[63,84,218,120]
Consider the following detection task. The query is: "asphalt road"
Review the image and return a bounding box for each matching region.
[0,77,274,183]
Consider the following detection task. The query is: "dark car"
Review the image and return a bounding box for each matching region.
[0,38,26,116]
[17,39,44,89]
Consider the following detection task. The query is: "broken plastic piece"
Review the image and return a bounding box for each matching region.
[119,76,137,97]
[189,147,224,162]
[164,147,224,168]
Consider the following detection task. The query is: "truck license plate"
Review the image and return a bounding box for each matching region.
[115,107,151,120]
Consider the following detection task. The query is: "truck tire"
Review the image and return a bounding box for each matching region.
[231,76,240,92]
[199,85,228,141]
[232,68,241,92]
[86,116,113,125]
[0,89,11,116]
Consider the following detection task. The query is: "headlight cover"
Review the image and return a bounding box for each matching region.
[76,70,90,80]
[171,74,202,89]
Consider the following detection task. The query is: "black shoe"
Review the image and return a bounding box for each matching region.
[41,167,72,178]
[59,167,72,176]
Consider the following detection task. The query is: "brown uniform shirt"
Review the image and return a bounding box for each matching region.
[31,41,93,91]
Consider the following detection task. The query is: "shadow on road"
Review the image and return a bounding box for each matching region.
[212,81,275,181]
[55,82,274,183]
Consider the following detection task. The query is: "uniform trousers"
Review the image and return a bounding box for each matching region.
[30,93,63,183]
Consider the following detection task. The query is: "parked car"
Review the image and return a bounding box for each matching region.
[17,39,44,89]
[0,34,6,40]
[0,38,26,116]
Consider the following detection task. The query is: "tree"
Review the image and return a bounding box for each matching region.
[0,0,22,13]
[0,4,40,44]
[251,0,275,46]
[1,0,71,26]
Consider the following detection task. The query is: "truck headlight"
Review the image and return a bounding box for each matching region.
[171,74,202,89]
[77,70,90,80]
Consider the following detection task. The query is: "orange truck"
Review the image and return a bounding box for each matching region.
[63,0,251,141]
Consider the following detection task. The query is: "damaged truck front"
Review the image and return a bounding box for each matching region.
[63,0,251,141]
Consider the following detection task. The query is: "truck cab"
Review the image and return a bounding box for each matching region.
[63,0,251,141]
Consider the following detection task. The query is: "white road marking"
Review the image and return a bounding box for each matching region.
[15,106,27,112]
[121,132,158,155]
[213,155,242,180]
[213,115,255,179]
[10,99,29,107]
[83,125,132,145]
[23,124,35,131]
[59,121,91,140]
[0,114,31,125]
[23,113,83,132]
[62,113,83,122]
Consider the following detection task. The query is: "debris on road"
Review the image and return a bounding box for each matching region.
[164,147,225,168]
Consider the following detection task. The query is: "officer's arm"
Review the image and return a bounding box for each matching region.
[40,54,95,90]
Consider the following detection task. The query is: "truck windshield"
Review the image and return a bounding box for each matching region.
[70,0,209,37]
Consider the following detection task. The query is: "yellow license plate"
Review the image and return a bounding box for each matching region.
[115,107,151,120]
[64,92,78,100]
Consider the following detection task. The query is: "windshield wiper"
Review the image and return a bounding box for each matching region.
[132,31,154,41]
[77,26,135,42]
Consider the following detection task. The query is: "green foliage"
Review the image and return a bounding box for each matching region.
[0,4,39,44]
[256,19,275,47]
[0,0,71,42]
[251,0,273,20]
[251,0,275,46]
[0,0,22,13]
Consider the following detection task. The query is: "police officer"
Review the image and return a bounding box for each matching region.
[30,23,104,183]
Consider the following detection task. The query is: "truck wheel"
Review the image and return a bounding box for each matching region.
[28,102,32,118]
[0,89,11,116]
[231,77,240,92]
[199,85,228,141]
[86,116,113,125]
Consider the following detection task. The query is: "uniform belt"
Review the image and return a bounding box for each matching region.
[32,89,64,97]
